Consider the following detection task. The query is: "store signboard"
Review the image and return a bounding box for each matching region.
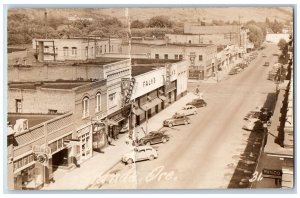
[122,78,135,106]
[165,63,172,93]
[32,145,51,166]
[262,169,282,179]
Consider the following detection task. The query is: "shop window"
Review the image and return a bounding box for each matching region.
[199,55,203,61]
[63,47,69,56]
[164,54,168,59]
[82,97,90,118]
[72,47,77,56]
[16,99,22,113]
[96,93,101,112]
[155,54,159,59]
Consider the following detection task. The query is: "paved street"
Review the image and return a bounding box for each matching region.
[94,44,281,189]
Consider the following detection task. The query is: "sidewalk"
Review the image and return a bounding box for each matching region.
[42,92,198,190]
[200,57,244,84]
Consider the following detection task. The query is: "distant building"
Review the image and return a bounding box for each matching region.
[32,37,122,62]
[265,33,290,44]
[166,23,249,50]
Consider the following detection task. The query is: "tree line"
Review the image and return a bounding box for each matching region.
[8,12,290,48]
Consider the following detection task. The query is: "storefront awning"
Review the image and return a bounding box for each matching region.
[107,119,119,126]
[140,98,162,111]
[132,107,144,116]
[158,95,167,101]
[114,116,125,123]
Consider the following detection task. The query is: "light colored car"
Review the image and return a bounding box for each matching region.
[242,118,264,131]
[176,105,197,116]
[122,145,158,165]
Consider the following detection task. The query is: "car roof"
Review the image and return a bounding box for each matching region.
[136,145,154,149]
[185,105,196,108]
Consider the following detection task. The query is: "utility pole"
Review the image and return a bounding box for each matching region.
[44,11,48,39]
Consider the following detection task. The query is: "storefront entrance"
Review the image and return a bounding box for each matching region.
[52,148,69,170]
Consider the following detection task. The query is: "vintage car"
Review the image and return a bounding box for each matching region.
[122,145,158,165]
[137,131,170,146]
[176,105,197,116]
[163,113,191,127]
[186,98,207,108]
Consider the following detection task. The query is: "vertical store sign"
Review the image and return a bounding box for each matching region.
[121,78,135,106]
[164,64,172,93]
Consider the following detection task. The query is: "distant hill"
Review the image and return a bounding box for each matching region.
[8,6,293,24]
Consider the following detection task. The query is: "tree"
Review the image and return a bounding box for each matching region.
[277,39,289,64]
[148,16,173,28]
[246,24,264,48]
[131,20,145,28]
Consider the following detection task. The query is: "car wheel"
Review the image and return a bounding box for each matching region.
[127,158,133,165]
[146,141,151,146]
[184,120,188,125]
[149,155,154,161]
[162,137,167,143]
[168,123,173,127]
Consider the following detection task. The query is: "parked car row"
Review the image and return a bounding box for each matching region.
[242,107,272,131]
[122,98,208,165]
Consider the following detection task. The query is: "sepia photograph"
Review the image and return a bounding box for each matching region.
[4,4,295,191]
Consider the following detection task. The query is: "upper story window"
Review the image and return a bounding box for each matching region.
[108,93,117,109]
[82,97,89,118]
[179,55,183,60]
[155,54,159,59]
[63,47,69,56]
[164,54,168,59]
[189,40,192,44]
[100,46,102,53]
[72,47,77,56]
[91,47,94,57]
[175,54,179,60]
[85,47,88,57]
[104,45,107,53]
[199,55,203,61]
[16,99,22,113]
[96,93,101,112]
[44,46,49,53]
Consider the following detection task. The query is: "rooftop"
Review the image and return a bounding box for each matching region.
[8,80,94,90]
[131,58,181,77]
[8,113,62,128]
[125,42,214,48]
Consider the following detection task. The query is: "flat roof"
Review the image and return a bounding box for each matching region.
[8,80,93,90]
[126,42,214,48]
[8,113,62,128]
[132,66,162,77]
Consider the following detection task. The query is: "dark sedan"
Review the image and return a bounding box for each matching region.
[138,131,170,146]
[186,98,207,108]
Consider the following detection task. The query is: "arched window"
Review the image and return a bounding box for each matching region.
[82,97,89,118]
[96,93,101,112]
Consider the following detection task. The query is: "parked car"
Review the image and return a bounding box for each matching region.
[242,118,264,131]
[244,111,261,120]
[163,113,191,127]
[176,105,197,116]
[229,68,239,75]
[122,145,158,165]
[186,98,207,108]
[137,131,170,146]
[262,53,267,57]
[264,62,270,66]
